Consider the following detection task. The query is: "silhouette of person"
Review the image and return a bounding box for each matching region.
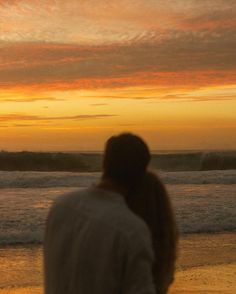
[44,133,177,294]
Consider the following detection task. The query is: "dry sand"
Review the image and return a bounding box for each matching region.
[1,263,235,294]
[0,233,235,294]
[170,263,236,294]
[0,263,236,294]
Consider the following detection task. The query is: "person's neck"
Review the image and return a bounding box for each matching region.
[96,178,127,198]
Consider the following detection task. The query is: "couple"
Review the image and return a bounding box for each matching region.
[44,133,178,294]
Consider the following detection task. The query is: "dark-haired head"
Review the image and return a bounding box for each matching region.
[102,133,151,190]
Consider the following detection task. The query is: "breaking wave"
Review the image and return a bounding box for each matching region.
[0,151,236,172]
[152,151,236,171]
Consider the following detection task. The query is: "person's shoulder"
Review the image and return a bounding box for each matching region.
[56,188,88,204]
[46,188,95,227]
[49,187,150,238]
[48,188,91,215]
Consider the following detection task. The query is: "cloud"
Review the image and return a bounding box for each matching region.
[85,93,236,102]
[11,123,51,127]
[83,85,236,102]
[0,96,64,102]
[147,95,236,103]
[0,113,117,122]
[0,0,235,91]
[90,103,108,106]
[0,29,236,90]
[0,0,235,44]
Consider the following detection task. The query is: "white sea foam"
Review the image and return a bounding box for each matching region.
[0,170,235,188]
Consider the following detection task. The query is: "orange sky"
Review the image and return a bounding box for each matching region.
[0,0,236,151]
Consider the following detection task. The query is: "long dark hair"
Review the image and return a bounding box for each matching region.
[126,171,178,293]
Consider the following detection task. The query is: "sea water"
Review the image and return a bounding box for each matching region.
[0,169,235,246]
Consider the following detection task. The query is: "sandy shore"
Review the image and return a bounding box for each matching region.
[0,263,235,294]
[0,288,41,294]
[170,263,236,294]
[0,233,235,294]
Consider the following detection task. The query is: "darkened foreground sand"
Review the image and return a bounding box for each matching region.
[0,288,41,294]
[170,263,236,294]
[0,233,236,294]
[0,263,235,294]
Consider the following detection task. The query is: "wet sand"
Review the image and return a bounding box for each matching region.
[0,233,236,294]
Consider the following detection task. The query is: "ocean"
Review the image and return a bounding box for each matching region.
[0,151,236,292]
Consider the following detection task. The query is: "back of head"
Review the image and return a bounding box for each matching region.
[103,133,151,188]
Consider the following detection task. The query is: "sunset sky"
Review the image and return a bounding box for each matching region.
[0,0,236,151]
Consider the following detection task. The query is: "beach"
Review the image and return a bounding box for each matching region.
[1,0,236,290]
[170,263,236,294]
[0,233,236,294]
[170,233,236,294]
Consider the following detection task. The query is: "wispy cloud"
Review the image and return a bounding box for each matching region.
[0,113,117,122]
[0,96,64,102]
[1,35,236,90]
[90,103,108,106]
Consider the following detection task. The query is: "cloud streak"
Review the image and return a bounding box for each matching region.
[0,113,117,122]
[1,29,236,90]
[90,103,108,106]
[0,96,64,102]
